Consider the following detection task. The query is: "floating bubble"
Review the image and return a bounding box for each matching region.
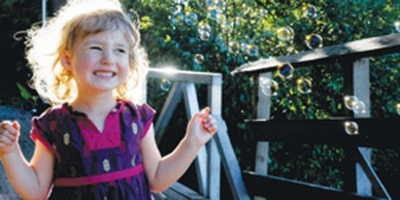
[228,41,241,54]
[277,63,294,79]
[259,77,279,97]
[208,8,223,21]
[171,12,185,26]
[302,4,318,18]
[242,44,259,56]
[198,21,212,33]
[352,100,367,114]
[305,33,323,49]
[160,79,172,91]
[394,21,400,33]
[296,78,312,94]
[199,31,211,41]
[344,121,359,135]
[194,54,205,64]
[185,12,198,25]
[205,0,219,8]
[277,26,294,41]
[396,103,400,115]
[198,22,212,41]
[344,95,359,110]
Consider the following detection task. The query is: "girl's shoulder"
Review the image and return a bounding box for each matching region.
[122,100,155,113]
[121,100,156,121]
[33,103,68,120]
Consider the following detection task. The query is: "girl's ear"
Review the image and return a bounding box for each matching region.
[60,51,72,70]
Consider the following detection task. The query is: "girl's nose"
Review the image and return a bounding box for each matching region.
[101,51,115,66]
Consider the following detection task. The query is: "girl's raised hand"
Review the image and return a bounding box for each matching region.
[186,107,218,147]
[0,121,20,156]
[199,107,218,135]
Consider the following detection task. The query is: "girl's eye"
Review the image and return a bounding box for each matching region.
[90,46,102,50]
[117,48,127,54]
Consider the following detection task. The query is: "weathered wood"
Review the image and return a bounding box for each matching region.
[231,33,400,75]
[147,68,249,199]
[148,68,222,84]
[153,81,184,143]
[152,182,207,200]
[213,116,250,200]
[352,58,372,195]
[243,171,386,200]
[246,118,400,149]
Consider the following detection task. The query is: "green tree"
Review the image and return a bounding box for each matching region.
[130,0,400,191]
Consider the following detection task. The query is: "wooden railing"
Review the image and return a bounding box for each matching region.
[146,68,250,200]
[231,32,400,200]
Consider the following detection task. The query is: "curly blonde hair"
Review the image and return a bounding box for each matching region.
[26,0,149,105]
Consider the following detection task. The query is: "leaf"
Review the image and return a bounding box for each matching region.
[16,82,32,100]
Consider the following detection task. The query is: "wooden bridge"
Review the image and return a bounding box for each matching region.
[1,32,400,199]
[233,32,400,200]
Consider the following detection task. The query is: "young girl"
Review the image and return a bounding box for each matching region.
[0,0,217,199]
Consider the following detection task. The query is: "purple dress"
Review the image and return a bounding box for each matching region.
[30,100,155,199]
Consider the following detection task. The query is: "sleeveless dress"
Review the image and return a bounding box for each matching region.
[30,100,155,200]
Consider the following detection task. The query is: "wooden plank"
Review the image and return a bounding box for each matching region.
[182,82,208,196]
[152,182,207,200]
[148,68,222,84]
[246,118,400,149]
[231,33,400,75]
[213,116,250,200]
[351,148,391,199]
[154,82,183,143]
[243,171,386,200]
[207,72,222,200]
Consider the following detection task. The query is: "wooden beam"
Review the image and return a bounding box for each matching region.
[231,33,400,75]
[243,172,385,200]
[246,118,400,149]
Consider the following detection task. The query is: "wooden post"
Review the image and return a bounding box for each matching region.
[254,72,273,200]
[353,58,372,196]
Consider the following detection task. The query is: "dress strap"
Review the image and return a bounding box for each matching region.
[54,164,144,187]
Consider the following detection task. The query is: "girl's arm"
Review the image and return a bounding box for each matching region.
[141,107,217,192]
[0,121,54,200]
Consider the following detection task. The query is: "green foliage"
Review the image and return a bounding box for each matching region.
[129,0,400,189]
[0,0,41,107]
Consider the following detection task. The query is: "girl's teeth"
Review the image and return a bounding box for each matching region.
[95,71,114,77]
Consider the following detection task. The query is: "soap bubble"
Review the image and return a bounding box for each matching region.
[171,12,185,26]
[194,54,205,64]
[198,22,212,41]
[344,121,359,135]
[302,4,318,18]
[228,41,241,54]
[243,44,259,56]
[259,77,279,96]
[352,100,367,114]
[205,0,219,8]
[160,79,172,91]
[277,26,294,41]
[344,95,359,110]
[296,78,312,94]
[185,12,198,25]
[305,33,323,49]
[277,63,294,79]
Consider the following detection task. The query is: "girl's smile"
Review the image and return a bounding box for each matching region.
[61,29,130,96]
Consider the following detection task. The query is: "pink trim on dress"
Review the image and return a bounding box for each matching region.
[31,130,60,158]
[54,164,144,187]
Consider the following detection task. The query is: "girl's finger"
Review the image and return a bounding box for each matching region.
[1,122,18,136]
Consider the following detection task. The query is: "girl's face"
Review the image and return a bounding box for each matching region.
[61,29,130,96]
